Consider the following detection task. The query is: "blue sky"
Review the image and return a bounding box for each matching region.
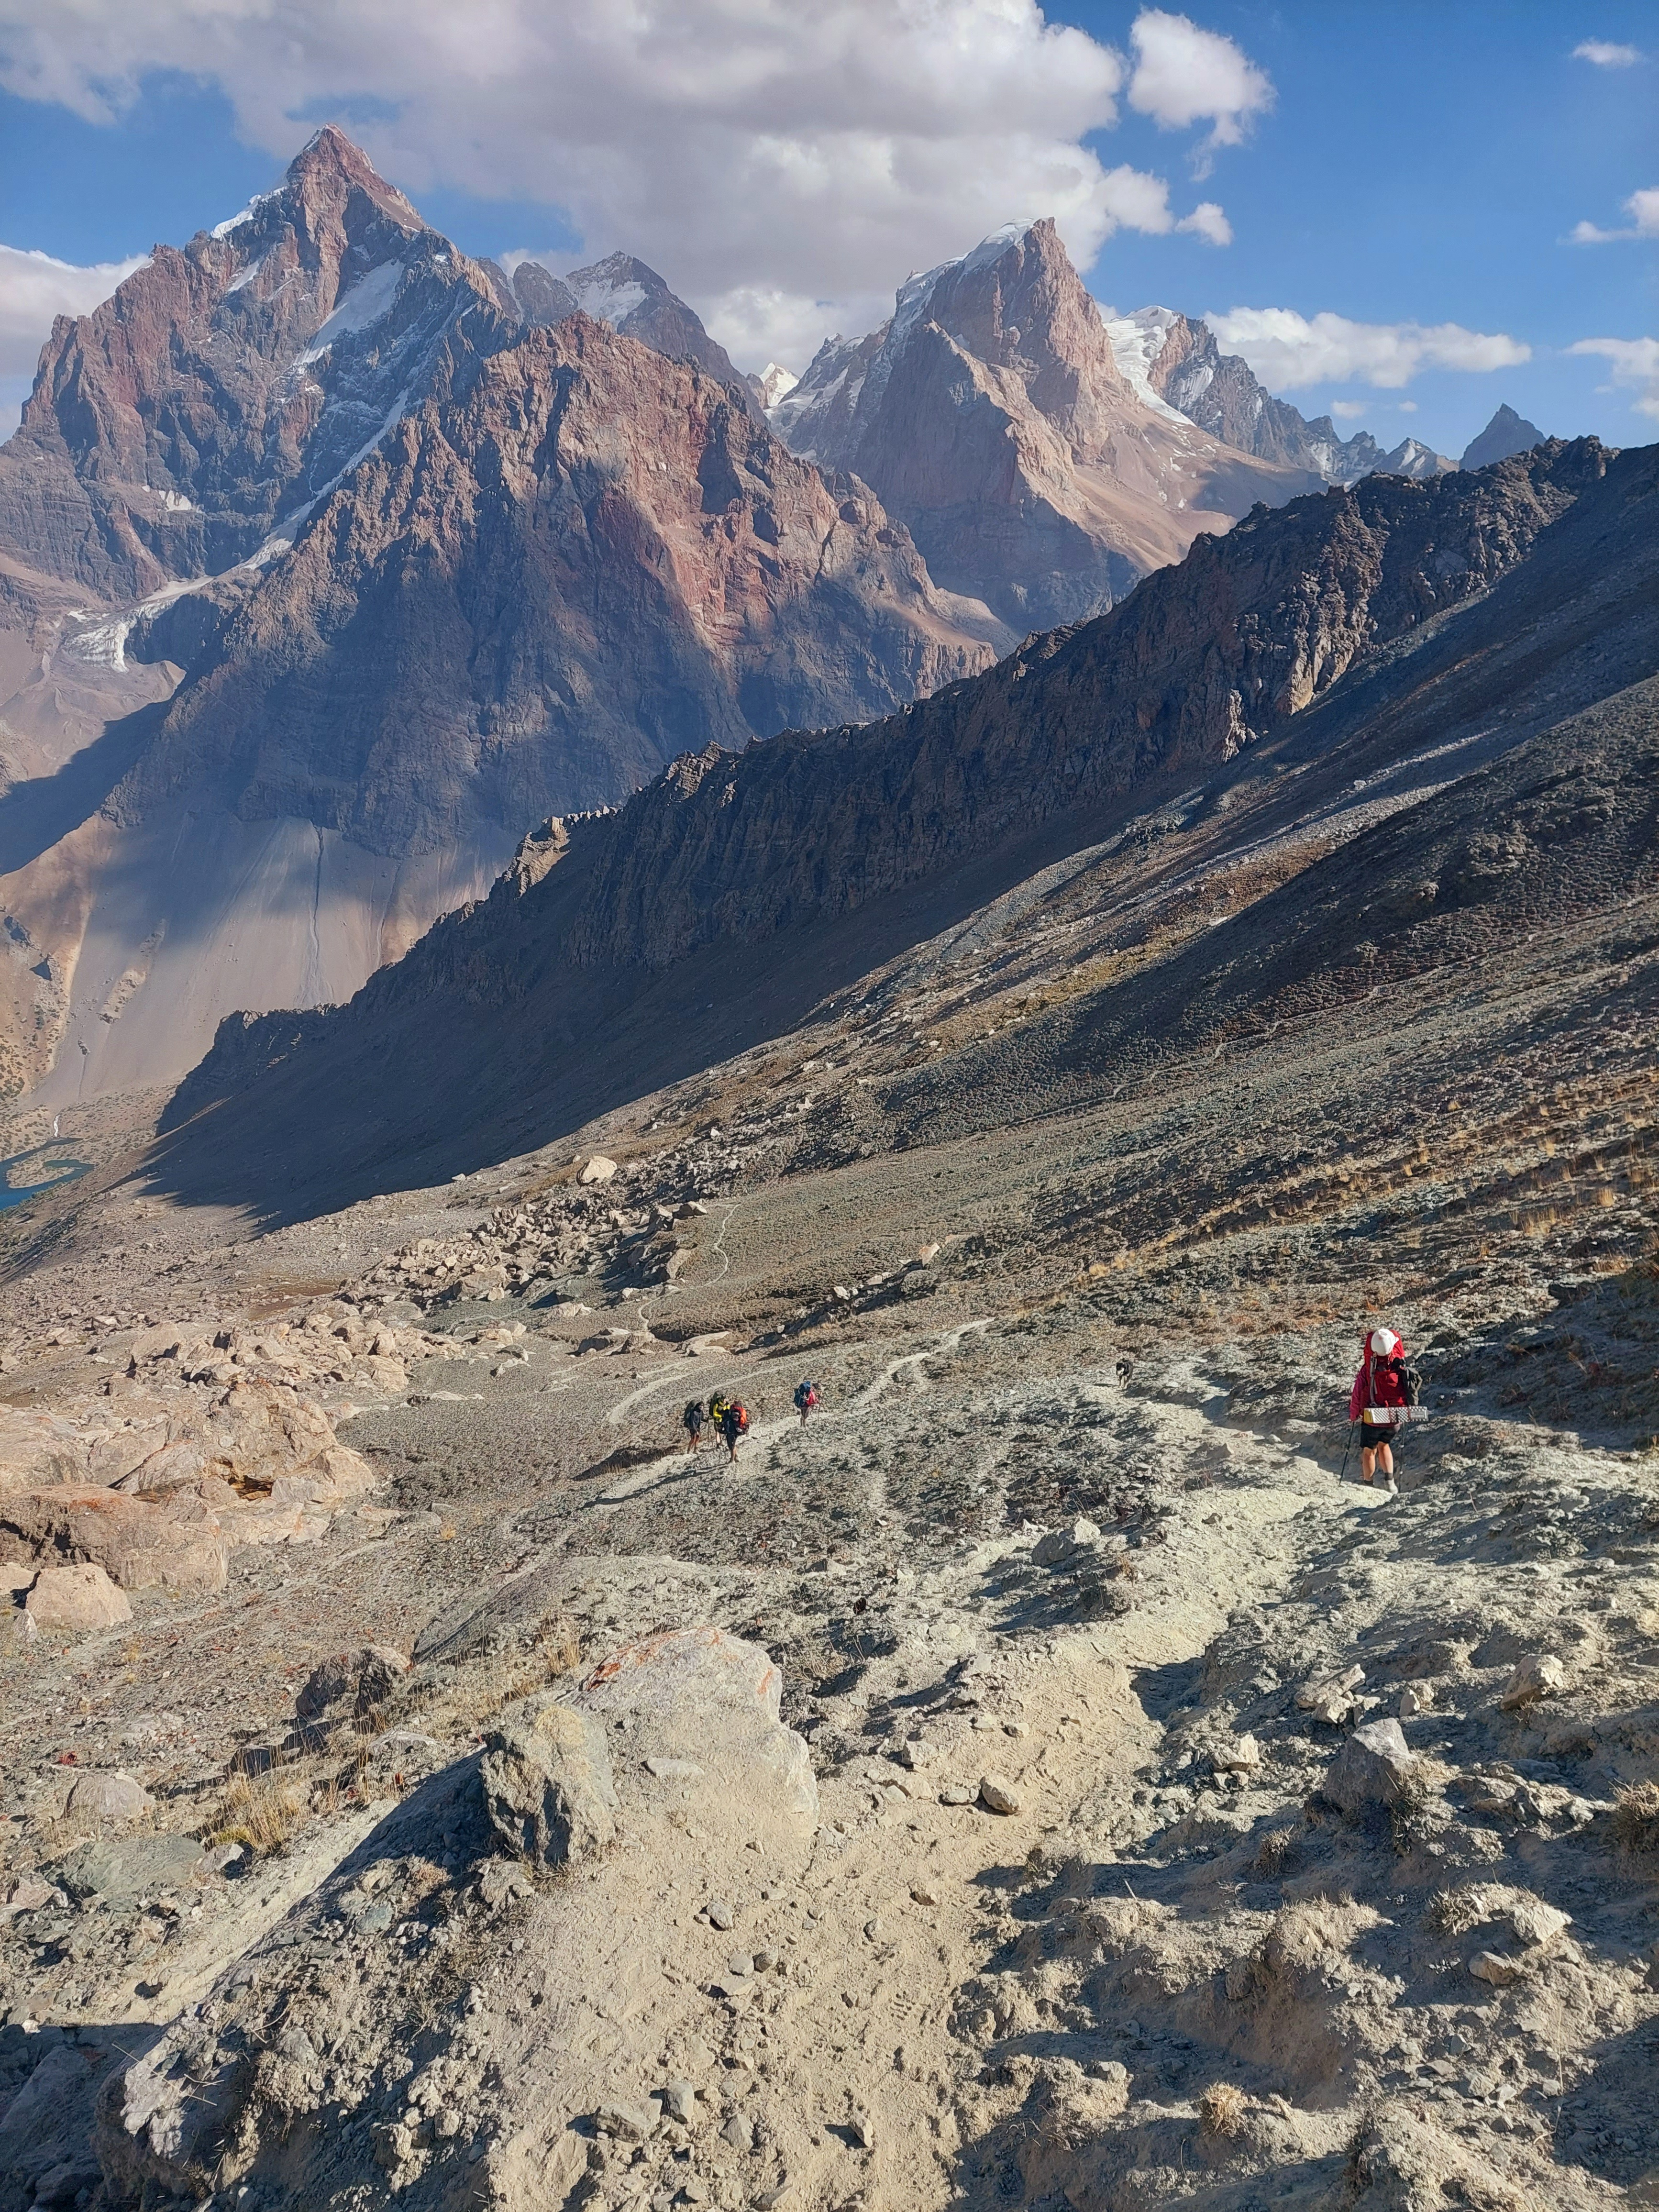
[0,2,1654,458]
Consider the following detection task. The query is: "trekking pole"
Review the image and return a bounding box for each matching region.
[1338,1420,1356,1486]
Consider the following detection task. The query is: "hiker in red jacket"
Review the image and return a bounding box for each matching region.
[1348,1326,1409,1489]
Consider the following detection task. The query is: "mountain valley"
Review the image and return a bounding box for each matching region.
[0,108,1654,2212]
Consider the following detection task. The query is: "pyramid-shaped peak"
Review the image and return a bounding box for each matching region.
[897,216,1125,406]
[282,124,422,231]
[1460,402,1544,472]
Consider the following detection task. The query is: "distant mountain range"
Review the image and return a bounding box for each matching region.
[0,129,1559,1109]
[0,131,1000,1103]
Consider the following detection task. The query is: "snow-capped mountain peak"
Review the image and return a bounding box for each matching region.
[757,362,797,409]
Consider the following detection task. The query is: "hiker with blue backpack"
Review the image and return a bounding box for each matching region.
[794,1379,819,1426]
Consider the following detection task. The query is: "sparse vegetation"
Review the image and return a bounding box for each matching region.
[1198,2081,1249,2140]
[210,1769,310,1856]
[1612,1781,1659,1855]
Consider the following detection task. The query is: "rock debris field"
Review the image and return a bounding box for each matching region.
[1,1029,1659,2212]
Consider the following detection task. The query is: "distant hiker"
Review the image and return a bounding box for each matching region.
[722,1400,750,1463]
[1348,1326,1410,1489]
[682,1399,705,1453]
[708,1394,731,1434]
[794,1379,819,1426]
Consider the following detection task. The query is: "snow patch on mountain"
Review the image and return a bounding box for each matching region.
[1103,308,1193,425]
[757,363,797,409]
[210,190,276,242]
[566,274,647,328]
[296,258,407,366]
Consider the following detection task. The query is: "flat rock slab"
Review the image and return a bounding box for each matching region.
[58,1833,206,1904]
[24,1561,133,1630]
[579,1625,818,1830]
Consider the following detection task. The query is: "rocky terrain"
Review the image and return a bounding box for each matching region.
[767,222,1320,632]
[1,845,1658,2207]
[0,404,1650,2205]
[0,131,998,1105]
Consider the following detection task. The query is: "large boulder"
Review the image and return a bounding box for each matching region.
[0,1489,228,1592]
[24,1560,133,1630]
[1499,1651,1566,1709]
[64,1770,154,1825]
[118,1377,374,1503]
[479,1698,619,1865]
[580,1626,818,1830]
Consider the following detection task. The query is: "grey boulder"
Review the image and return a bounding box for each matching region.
[1319,1719,1416,1816]
[479,1696,618,1865]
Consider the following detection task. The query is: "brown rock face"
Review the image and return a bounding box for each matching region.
[0,128,999,1097]
[0,126,525,601]
[1,1487,228,1592]
[772,221,1321,630]
[122,314,998,852]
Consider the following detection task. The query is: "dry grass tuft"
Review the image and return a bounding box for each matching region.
[1251,1821,1300,1876]
[1612,1781,1659,1854]
[1198,2081,1249,2139]
[210,1769,310,1855]
[1426,1883,1487,1937]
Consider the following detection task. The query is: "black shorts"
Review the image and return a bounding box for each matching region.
[1360,1419,1398,1449]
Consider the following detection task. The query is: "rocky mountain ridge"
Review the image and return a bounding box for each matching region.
[113,313,999,859]
[1106,308,1467,484]
[155,434,1643,1208]
[768,221,1322,631]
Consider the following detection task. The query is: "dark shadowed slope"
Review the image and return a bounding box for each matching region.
[149,440,1656,1219]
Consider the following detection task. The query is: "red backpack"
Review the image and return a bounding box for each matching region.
[733,1403,750,1433]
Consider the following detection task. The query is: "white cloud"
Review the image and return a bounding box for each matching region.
[1396,399,1418,412]
[1571,185,1659,243]
[1205,306,1530,390]
[1095,166,1233,246]
[1128,9,1274,171]
[1572,39,1642,65]
[0,1,1260,373]
[0,243,148,384]
[1327,399,1367,419]
[1568,334,1659,418]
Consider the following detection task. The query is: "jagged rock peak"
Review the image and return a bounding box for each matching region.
[1375,435,1455,480]
[776,219,1130,463]
[1462,402,1545,471]
[1106,306,1386,485]
[219,122,423,240]
[561,250,751,397]
[893,217,1131,427]
[769,218,1317,634]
